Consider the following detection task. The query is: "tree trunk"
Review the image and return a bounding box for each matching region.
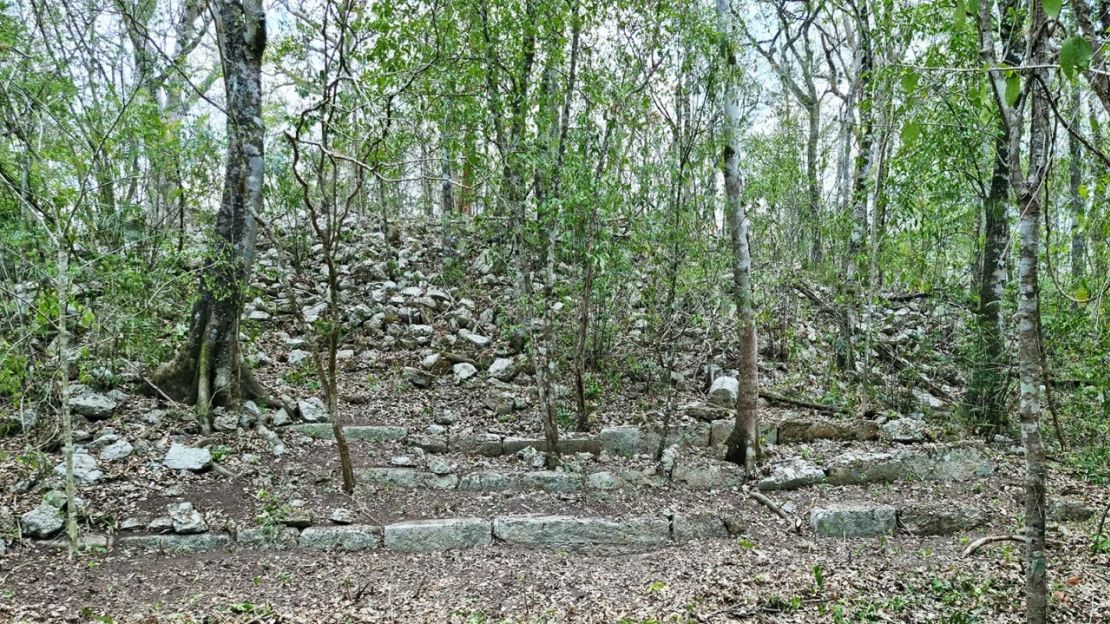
[1014,1,1050,620]
[842,2,874,373]
[964,129,1011,436]
[1070,86,1087,281]
[805,96,822,266]
[716,0,759,473]
[151,0,267,432]
[55,241,77,557]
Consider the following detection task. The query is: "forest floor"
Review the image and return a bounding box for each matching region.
[1,225,1108,623]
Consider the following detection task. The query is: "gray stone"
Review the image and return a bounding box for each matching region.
[147,516,173,533]
[493,515,670,548]
[502,435,601,456]
[708,377,739,407]
[330,508,358,525]
[383,518,492,552]
[288,349,311,366]
[778,418,880,443]
[825,444,992,485]
[459,330,491,349]
[685,402,731,422]
[40,533,110,551]
[427,456,453,475]
[421,353,449,374]
[1049,499,1096,523]
[586,471,628,490]
[756,459,826,491]
[459,471,584,493]
[810,502,896,538]
[390,455,415,467]
[292,424,408,441]
[120,533,230,552]
[898,504,984,535]
[881,418,929,443]
[408,434,448,454]
[516,446,546,469]
[237,526,299,549]
[99,439,133,461]
[300,525,383,551]
[671,462,747,490]
[404,366,433,388]
[488,357,518,381]
[452,362,478,381]
[21,503,64,538]
[282,502,314,529]
[54,453,103,484]
[70,391,118,420]
[168,502,207,534]
[357,468,459,490]
[599,426,646,458]
[450,433,503,457]
[271,408,292,427]
[672,513,729,541]
[297,397,329,422]
[162,443,212,472]
[434,412,458,426]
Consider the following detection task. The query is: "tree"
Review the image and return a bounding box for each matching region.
[979,0,1050,620]
[151,0,268,432]
[717,0,759,472]
[965,0,1021,437]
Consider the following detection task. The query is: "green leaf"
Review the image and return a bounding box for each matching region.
[901,120,921,146]
[901,68,920,94]
[1044,0,1062,19]
[1060,35,1093,80]
[1005,73,1021,107]
[954,0,967,30]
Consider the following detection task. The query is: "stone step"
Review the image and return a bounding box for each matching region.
[355,463,747,494]
[286,416,900,461]
[40,496,992,556]
[351,443,991,496]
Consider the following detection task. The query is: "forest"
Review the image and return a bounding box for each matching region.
[0,0,1107,621]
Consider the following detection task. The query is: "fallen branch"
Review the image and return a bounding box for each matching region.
[743,486,802,533]
[211,461,242,480]
[962,534,1027,558]
[759,390,848,414]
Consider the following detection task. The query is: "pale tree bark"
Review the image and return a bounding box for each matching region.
[717,0,759,472]
[55,239,77,557]
[966,0,1019,436]
[151,0,267,432]
[841,0,874,373]
[980,0,1050,620]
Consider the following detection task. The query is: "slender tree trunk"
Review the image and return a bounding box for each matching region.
[965,129,1011,436]
[841,2,874,373]
[805,97,822,266]
[717,0,759,473]
[1069,85,1087,280]
[151,0,267,431]
[1014,2,1050,620]
[55,241,77,557]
